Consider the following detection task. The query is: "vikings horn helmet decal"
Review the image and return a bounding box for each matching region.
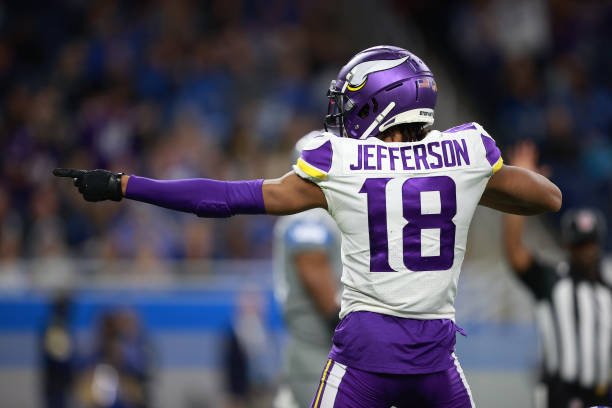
[345,57,410,91]
[324,46,437,139]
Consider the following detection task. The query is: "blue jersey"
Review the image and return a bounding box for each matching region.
[273,209,342,346]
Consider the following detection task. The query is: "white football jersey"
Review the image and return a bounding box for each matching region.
[293,122,503,321]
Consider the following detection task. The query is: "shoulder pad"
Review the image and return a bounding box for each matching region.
[475,124,502,173]
[294,133,334,181]
[444,122,502,173]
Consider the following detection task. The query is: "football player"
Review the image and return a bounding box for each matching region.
[273,132,342,408]
[55,46,562,408]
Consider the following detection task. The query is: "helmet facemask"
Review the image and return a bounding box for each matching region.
[324,80,355,137]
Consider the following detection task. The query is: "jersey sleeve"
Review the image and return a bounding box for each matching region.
[473,123,503,175]
[517,258,560,301]
[284,218,333,255]
[293,134,334,183]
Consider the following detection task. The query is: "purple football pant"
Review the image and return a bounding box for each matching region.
[310,356,474,408]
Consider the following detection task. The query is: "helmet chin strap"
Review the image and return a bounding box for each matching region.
[359,102,395,139]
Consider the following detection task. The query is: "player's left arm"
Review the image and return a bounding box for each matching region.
[469,125,561,215]
[479,165,561,215]
[479,141,561,215]
[53,168,326,217]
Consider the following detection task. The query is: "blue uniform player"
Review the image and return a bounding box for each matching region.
[55,46,562,407]
[273,133,342,408]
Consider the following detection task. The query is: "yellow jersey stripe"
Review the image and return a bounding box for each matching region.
[492,157,503,174]
[297,158,328,180]
[314,359,333,408]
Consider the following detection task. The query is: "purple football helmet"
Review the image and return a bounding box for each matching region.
[324,45,437,139]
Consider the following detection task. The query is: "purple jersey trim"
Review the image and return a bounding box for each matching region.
[301,140,333,173]
[480,134,501,167]
[443,122,477,133]
[328,311,463,374]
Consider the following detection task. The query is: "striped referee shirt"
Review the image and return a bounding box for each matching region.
[519,260,612,389]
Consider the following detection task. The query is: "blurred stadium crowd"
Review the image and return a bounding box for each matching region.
[0,0,349,277]
[401,0,612,234]
[0,0,610,269]
[441,1,612,220]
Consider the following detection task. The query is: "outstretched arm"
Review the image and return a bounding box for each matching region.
[54,169,326,217]
[261,172,327,215]
[121,171,327,215]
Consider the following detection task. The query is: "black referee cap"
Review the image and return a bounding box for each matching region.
[561,208,607,246]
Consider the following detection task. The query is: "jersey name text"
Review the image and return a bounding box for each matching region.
[348,139,470,172]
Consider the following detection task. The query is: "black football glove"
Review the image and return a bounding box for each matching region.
[53,168,124,202]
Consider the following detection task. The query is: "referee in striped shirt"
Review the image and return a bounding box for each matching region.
[504,142,611,408]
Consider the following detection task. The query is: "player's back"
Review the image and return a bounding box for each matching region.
[294,123,502,321]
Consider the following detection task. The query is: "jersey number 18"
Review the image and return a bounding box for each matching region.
[360,176,457,272]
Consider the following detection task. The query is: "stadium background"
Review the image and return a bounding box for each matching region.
[0,0,610,407]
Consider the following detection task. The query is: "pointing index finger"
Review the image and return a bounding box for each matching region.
[53,168,86,178]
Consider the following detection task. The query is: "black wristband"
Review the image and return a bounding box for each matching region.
[107,172,124,201]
